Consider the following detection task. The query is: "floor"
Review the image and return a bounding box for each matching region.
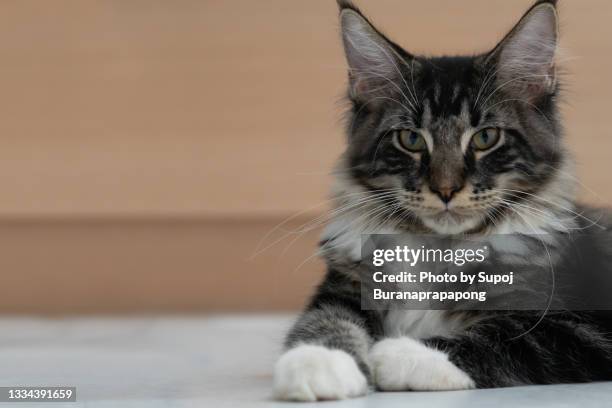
[0,315,610,407]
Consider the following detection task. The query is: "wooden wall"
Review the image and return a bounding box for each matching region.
[0,1,610,313]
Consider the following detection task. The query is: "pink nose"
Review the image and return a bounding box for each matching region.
[430,185,462,204]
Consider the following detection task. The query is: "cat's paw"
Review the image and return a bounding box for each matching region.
[369,337,475,391]
[273,344,368,401]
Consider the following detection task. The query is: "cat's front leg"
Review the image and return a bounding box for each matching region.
[273,281,377,402]
[273,343,368,401]
[369,337,475,391]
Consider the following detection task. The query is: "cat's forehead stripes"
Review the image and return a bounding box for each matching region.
[419,95,474,147]
[451,84,462,104]
[414,57,480,120]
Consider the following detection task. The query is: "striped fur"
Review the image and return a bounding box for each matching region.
[274,0,612,401]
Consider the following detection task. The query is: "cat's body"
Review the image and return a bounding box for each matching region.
[273,0,612,401]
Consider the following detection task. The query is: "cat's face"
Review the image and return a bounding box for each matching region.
[337,0,566,234]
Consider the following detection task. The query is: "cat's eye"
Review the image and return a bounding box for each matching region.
[471,128,501,151]
[395,130,427,153]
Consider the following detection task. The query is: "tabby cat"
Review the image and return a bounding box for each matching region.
[273,0,612,401]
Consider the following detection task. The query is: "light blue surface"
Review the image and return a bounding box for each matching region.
[0,315,609,407]
[267,383,612,408]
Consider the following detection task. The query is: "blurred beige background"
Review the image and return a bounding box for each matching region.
[0,0,610,313]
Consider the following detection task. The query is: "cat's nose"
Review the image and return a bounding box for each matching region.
[430,184,462,204]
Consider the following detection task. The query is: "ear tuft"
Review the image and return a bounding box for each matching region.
[534,0,557,6]
[339,8,406,101]
[491,1,559,101]
[336,0,360,13]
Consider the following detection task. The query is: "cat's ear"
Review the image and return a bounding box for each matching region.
[488,0,559,101]
[338,2,408,101]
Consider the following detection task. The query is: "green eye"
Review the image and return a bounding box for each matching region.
[395,129,427,152]
[472,128,501,151]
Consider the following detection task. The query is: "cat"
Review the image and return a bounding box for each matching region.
[273,0,612,401]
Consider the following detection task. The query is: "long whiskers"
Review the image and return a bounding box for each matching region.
[493,188,604,230]
[252,188,405,259]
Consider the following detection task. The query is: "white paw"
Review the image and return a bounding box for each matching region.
[273,344,368,401]
[369,337,475,391]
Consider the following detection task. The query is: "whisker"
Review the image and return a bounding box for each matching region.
[494,188,605,230]
[251,189,402,258]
